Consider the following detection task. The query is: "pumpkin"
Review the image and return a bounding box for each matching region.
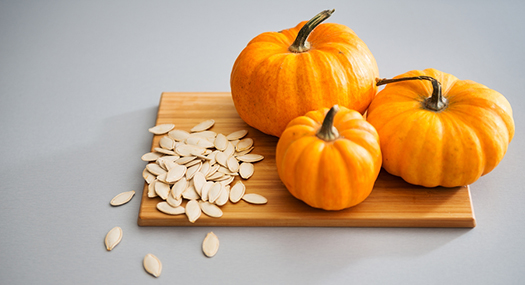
[276,105,382,210]
[366,68,515,188]
[230,9,379,137]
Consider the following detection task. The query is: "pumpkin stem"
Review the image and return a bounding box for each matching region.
[317,105,340,141]
[289,9,335,53]
[376,76,448,111]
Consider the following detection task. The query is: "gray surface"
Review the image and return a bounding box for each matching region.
[1,1,524,284]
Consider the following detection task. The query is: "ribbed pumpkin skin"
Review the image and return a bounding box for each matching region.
[367,68,515,188]
[276,106,382,210]
[230,21,379,137]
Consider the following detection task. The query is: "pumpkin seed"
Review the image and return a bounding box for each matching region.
[206,172,224,181]
[159,136,175,150]
[235,146,254,156]
[208,182,223,203]
[168,129,190,141]
[148,180,158,198]
[110,190,135,206]
[226,129,248,141]
[157,201,185,215]
[214,133,228,151]
[206,164,220,178]
[227,156,240,173]
[143,253,162,277]
[171,178,188,199]
[239,162,254,179]
[166,164,186,183]
[219,175,235,186]
[224,142,236,157]
[215,151,229,167]
[199,201,223,218]
[176,144,205,156]
[199,161,211,176]
[163,159,178,171]
[184,159,202,168]
[186,162,202,180]
[143,168,156,184]
[155,181,170,200]
[236,154,264,163]
[186,136,215,148]
[185,199,201,223]
[242,193,267,204]
[166,193,182,207]
[141,152,163,162]
[202,232,219,257]
[215,185,230,206]
[200,181,214,202]
[192,172,206,194]
[176,156,196,165]
[236,138,254,152]
[154,147,176,155]
[146,163,167,176]
[149,124,175,135]
[191,119,215,132]
[229,181,245,203]
[104,226,123,251]
[182,184,200,200]
[190,130,217,140]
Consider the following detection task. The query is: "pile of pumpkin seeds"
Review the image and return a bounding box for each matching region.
[103,120,268,278]
[143,120,267,222]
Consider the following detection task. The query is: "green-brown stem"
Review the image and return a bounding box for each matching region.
[289,9,335,53]
[376,76,448,111]
[317,105,340,141]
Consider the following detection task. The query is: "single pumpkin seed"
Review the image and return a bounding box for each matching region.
[193,172,206,194]
[141,152,163,162]
[182,184,200,200]
[146,163,167,176]
[229,181,245,203]
[236,154,264,163]
[235,146,254,156]
[224,142,236,157]
[154,147,176,155]
[166,193,182,207]
[143,168,156,184]
[157,201,185,215]
[143,253,162,277]
[227,156,240,173]
[208,183,223,203]
[215,151,229,167]
[226,129,248,141]
[163,159,178,171]
[166,164,186,183]
[168,129,190,141]
[201,181,214,202]
[176,156,196,165]
[186,136,215,149]
[190,130,217,140]
[242,193,268,204]
[186,162,202,180]
[149,124,175,135]
[110,190,135,206]
[155,181,170,200]
[236,138,254,152]
[191,119,215,132]
[199,201,223,218]
[171,178,188,199]
[185,199,201,223]
[159,136,176,150]
[148,180,158,198]
[199,161,211,176]
[239,162,254,179]
[214,133,228,151]
[202,232,219,257]
[215,185,230,206]
[104,226,123,251]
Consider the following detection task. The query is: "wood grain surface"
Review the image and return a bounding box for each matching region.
[137,92,476,227]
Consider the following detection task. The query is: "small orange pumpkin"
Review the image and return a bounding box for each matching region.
[276,105,382,210]
[366,68,515,187]
[231,10,379,137]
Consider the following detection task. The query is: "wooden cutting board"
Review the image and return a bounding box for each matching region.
[137,92,476,227]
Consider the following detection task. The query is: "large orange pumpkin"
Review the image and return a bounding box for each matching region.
[231,10,379,137]
[366,68,515,188]
[276,105,382,210]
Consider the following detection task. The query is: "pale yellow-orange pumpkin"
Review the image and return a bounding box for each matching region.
[276,105,382,210]
[366,68,515,187]
[231,10,379,137]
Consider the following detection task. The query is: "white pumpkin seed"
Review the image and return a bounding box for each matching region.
[202,232,219,257]
[143,253,162,277]
[207,150,219,165]
[176,156,196,165]
[155,181,170,200]
[146,163,167,176]
[208,183,223,203]
[184,159,202,168]
[110,190,135,206]
[199,201,223,218]
[166,194,182,207]
[199,161,211,176]
[190,130,217,140]
[235,146,254,156]
[224,142,236,157]
[141,152,163,162]
[159,136,175,150]
[157,201,185,215]
[207,172,224,181]
[104,226,123,251]
[149,124,175,135]
[239,162,254,179]
[168,129,190,141]
[156,173,169,184]
[191,119,215,132]
[171,178,188,199]
[148,180,158,198]
[154,147,176,155]
[229,181,245,203]
[185,200,201,223]
[143,168,156,184]
[219,175,235,186]
[176,144,205,156]
[236,138,254,152]
[166,164,186,183]
[206,164,220,178]
[214,133,228,151]
[193,172,206,194]
[186,136,215,148]
[201,181,214,201]
[215,151,229,167]
[227,156,240,173]
[186,162,202,180]
[226,129,248,141]
[163,159,178,171]
[242,193,268,204]
[236,154,264,163]
[215,185,230,206]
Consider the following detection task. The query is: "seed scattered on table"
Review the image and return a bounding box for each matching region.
[104,226,123,251]
[110,190,135,206]
[202,232,220,257]
[143,253,162,277]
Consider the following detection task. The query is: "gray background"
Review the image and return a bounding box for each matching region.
[1,0,524,284]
